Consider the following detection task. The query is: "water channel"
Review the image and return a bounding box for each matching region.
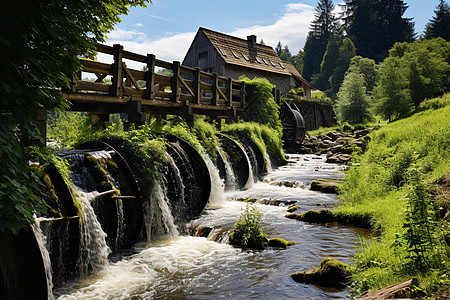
[52,154,368,299]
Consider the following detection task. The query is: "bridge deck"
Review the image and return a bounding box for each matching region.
[63,43,246,120]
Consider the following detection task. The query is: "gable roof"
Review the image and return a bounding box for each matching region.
[198,27,291,76]
[283,62,314,89]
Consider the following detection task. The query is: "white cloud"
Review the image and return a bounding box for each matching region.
[134,23,144,27]
[103,2,315,66]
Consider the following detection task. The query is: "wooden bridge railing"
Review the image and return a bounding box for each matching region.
[63,43,246,120]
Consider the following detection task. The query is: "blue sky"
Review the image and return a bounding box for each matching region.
[104,0,440,64]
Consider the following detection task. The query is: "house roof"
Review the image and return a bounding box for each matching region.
[283,62,314,89]
[194,28,313,88]
[198,27,291,76]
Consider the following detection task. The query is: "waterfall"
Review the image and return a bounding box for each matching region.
[219,146,237,191]
[31,220,55,300]
[264,152,273,173]
[75,189,111,277]
[204,153,226,207]
[243,152,254,190]
[115,198,124,249]
[144,178,179,244]
[165,153,185,206]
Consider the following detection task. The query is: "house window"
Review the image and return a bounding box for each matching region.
[279,62,285,69]
[255,57,262,64]
[269,60,276,67]
[242,53,249,61]
[262,58,269,65]
[232,51,240,59]
[199,51,208,60]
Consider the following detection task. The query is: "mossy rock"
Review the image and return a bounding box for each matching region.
[287,205,300,213]
[235,197,257,203]
[291,258,351,288]
[286,209,335,223]
[310,179,343,194]
[268,237,296,249]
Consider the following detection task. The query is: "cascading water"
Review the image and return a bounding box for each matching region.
[75,189,111,277]
[31,220,55,300]
[264,152,273,173]
[144,178,179,244]
[204,153,226,207]
[218,146,238,191]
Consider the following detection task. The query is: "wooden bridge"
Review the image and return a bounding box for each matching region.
[62,43,247,125]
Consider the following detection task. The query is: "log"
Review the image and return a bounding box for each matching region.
[361,279,425,299]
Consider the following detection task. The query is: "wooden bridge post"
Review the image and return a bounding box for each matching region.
[144,54,156,99]
[111,44,124,97]
[127,97,146,128]
[212,73,218,106]
[193,67,201,104]
[240,81,246,108]
[171,61,181,102]
[226,78,232,107]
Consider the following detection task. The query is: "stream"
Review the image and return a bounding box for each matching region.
[53,154,368,299]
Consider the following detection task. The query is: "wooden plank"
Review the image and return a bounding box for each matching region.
[178,74,195,97]
[94,73,108,83]
[62,92,128,104]
[240,81,246,108]
[155,74,171,85]
[122,50,147,63]
[122,63,142,91]
[77,81,110,93]
[171,61,180,102]
[141,99,182,108]
[154,90,172,98]
[95,43,114,55]
[123,86,144,96]
[155,59,173,70]
[226,78,232,106]
[144,54,155,99]
[111,44,124,97]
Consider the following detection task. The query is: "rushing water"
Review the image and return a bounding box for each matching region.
[54,154,368,299]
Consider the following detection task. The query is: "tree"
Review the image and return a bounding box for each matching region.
[424,0,450,41]
[302,0,339,81]
[312,34,341,91]
[330,37,356,97]
[347,56,378,93]
[0,0,149,233]
[341,0,415,62]
[275,41,283,56]
[279,45,292,61]
[291,50,305,74]
[336,70,372,123]
[372,56,411,122]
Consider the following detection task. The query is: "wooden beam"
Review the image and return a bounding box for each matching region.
[144,54,155,99]
[111,44,124,97]
[122,63,142,91]
[226,78,232,106]
[193,67,201,104]
[240,81,246,108]
[171,61,180,103]
[211,73,218,106]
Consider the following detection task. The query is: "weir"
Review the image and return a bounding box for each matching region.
[0,133,267,298]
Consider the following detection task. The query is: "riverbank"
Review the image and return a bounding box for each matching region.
[326,94,450,296]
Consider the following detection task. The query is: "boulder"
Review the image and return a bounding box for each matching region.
[286,209,335,223]
[291,258,351,288]
[310,179,343,194]
[268,237,296,249]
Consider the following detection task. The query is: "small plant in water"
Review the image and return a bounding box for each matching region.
[229,204,267,250]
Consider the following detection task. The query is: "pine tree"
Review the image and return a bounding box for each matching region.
[341,0,415,62]
[330,37,356,97]
[312,35,341,91]
[275,41,283,56]
[302,0,339,81]
[424,0,450,41]
[280,45,292,62]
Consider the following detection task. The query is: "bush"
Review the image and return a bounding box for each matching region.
[229,205,267,250]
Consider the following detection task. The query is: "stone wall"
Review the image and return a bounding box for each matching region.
[290,99,337,131]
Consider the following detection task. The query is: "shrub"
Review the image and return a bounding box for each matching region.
[229,205,267,250]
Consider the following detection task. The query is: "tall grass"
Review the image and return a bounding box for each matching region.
[336,98,450,294]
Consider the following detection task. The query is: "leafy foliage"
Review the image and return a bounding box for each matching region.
[330,37,356,97]
[229,205,267,250]
[0,0,148,233]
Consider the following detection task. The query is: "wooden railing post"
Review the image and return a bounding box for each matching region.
[193,67,201,104]
[240,81,246,108]
[171,61,180,102]
[226,78,232,107]
[111,44,124,97]
[212,73,218,106]
[144,54,155,99]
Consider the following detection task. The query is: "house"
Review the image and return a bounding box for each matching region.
[182,27,313,97]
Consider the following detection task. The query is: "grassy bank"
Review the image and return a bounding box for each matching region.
[335,94,450,295]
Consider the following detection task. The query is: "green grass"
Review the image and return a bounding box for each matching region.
[335,95,450,295]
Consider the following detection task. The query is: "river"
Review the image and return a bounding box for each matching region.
[53,154,368,299]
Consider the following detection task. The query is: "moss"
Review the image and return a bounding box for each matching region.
[84,154,115,192]
[286,209,335,223]
[291,258,351,288]
[287,205,300,213]
[268,237,296,249]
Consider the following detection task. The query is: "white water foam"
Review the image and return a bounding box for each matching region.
[219,146,237,191]
[144,178,179,244]
[32,219,55,300]
[264,152,273,173]
[204,153,226,207]
[75,189,111,277]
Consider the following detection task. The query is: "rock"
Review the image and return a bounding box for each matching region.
[310,179,343,194]
[285,209,335,223]
[330,144,344,153]
[326,154,343,164]
[326,131,339,141]
[291,258,351,288]
[287,205,300,213]
[354,129,371,138]
[361,278,426,299]
[235,197,257,203]
[268,237,296,249]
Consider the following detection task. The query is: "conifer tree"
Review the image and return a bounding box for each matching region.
[275,41,283,56]
[330,37,356,96]
[341,0,415,62]
[312,35,341,91]
[424,0,450,41]
[302,0,339,81]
